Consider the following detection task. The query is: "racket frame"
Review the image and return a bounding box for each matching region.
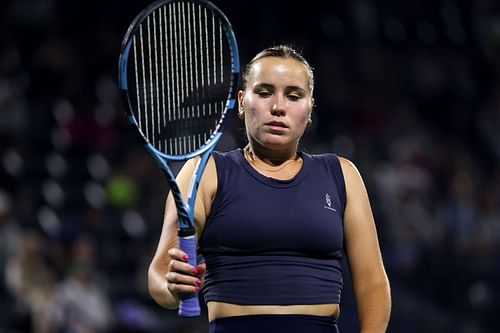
[118,0,239,233]
[117,0,239,317]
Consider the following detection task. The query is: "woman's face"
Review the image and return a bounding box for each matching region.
[238,56,313,151]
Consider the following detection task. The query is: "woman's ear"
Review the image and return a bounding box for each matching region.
[237,90,245,119]
[307,113,312,127]
[306,98,314,127]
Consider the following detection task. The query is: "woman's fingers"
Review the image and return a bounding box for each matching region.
[196,263,206,276]
[168,248,189,262]
[166,272,201,294]
[166,248,203,295]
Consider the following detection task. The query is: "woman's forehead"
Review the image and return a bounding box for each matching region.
[248,57,310,88]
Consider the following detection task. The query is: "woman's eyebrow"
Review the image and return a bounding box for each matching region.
[252,83,275,90]
[284,86,307,94]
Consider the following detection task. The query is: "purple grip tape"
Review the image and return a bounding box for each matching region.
[178,235,200,317]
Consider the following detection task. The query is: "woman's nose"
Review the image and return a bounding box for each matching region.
[271,104,285,116]
[271,97,285,116]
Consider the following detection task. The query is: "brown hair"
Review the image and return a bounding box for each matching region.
[242,45,315,96]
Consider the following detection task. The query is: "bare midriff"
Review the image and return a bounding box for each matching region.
[207,301,340,321]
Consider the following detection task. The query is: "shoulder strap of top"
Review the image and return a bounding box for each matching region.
[330,154,347,215]
[210,149,242,197]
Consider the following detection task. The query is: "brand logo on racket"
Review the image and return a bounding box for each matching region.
[323,193,337,211]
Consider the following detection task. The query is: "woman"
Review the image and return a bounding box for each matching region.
[148,45,391,332]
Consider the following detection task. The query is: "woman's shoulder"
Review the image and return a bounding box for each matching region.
[304,152,358,173]
[303,152,365,184]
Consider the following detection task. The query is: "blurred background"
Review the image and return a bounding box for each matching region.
[0,0,499,332]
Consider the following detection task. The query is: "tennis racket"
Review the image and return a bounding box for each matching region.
[118,0,239,317]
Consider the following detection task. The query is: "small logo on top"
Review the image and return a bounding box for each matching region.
[324,193,336,211]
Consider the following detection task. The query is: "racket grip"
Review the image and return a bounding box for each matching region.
[178,235,201,317]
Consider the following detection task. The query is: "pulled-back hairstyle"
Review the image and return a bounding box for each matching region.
[242,45,315,96]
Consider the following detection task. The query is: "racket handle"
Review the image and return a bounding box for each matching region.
[178,235,201,317]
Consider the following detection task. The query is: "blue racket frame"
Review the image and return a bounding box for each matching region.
[118,0,239,317]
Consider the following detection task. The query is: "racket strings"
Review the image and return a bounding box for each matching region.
[128,1,233,156]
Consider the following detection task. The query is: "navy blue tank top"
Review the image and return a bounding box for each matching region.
[198,149,346,305]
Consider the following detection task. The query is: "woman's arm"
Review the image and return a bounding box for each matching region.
[147,156,216,309]
[340,157,391,333]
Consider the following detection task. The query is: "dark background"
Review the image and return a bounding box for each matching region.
[0,0,499,332]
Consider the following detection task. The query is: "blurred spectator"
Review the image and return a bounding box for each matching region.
[0,190,22,330]
[5,229,57,333]
[46,234,114,333]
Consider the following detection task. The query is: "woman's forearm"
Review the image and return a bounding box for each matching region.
[356,280,391,333]
[148,262,179,309]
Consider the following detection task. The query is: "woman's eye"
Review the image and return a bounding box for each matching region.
[257,91,271,98]
[287,94,301,101]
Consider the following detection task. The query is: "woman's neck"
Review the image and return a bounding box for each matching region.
[243,145,302,179]
[243,144,298,166]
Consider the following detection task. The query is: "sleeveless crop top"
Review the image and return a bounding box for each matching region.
[198,149,347,305]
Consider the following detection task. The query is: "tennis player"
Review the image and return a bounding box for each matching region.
[148,45,391,333]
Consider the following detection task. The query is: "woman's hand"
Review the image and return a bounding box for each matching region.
[166,248,206,298]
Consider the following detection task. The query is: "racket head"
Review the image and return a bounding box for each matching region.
[118,0,240,161]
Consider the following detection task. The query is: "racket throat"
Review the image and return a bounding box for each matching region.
[178,226,196,237]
